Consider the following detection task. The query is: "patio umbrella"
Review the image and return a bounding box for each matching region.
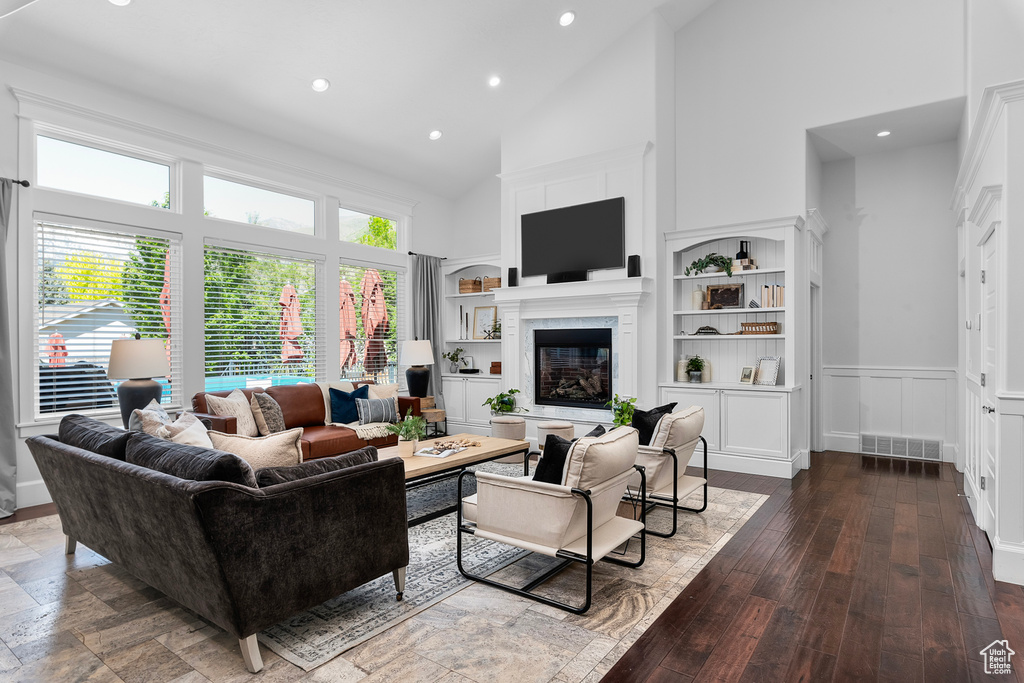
[278,284,304,363]
[360,269,389,376]
[339,280,358,371]
[45,332,67,367]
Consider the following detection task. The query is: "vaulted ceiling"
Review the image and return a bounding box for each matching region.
[0,0,717,199]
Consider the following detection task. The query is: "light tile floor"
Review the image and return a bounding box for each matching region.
[0,488,765,682]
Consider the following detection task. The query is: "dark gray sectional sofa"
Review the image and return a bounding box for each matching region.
[26,415,410,673]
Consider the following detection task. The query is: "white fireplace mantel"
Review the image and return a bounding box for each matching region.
[498,277,653,409]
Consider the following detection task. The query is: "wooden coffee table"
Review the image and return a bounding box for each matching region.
[378,433,531,525]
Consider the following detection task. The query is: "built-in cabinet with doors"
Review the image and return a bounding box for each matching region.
[661,216,819,478]
[440,255,503,435]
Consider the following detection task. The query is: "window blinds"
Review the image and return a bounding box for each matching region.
[34,220,182,417]
[203,244,324,392]
[339,262,403,385]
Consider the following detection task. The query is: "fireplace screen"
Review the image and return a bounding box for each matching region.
[534,328,612,409]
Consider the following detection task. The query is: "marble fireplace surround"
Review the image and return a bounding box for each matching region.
[494,277,652,423]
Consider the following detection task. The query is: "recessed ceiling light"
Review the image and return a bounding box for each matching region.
[559,11,575,27]
[876,130,891,137]
[311,78,330,92]
[429,130,443,141]
[109,0,131,5]
[488,75,501,88]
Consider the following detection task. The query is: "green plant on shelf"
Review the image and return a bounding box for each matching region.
[685,355,706,373]
[442,347,466,365]
[684,253,733,277]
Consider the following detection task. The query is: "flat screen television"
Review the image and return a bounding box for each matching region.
[520,197,625,278]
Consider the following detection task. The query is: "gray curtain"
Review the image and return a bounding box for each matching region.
[0,180,15,518]
[410,254,444,405]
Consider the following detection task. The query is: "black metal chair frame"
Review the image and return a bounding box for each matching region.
[456,464,647,614]
[631,435,709,538]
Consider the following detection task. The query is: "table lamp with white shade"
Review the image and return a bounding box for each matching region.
[108,334,170,428]
[401,339,434,398]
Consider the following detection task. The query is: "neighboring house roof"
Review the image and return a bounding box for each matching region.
[40,298,124,329]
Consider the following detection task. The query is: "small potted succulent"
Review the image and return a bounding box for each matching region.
[386,408,427,457]
[442,347,466,374]
[482,388,527,415]
[686,356,705,383]
[606,394,638,428]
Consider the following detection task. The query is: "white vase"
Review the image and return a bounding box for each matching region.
[399,438,418,457]
[702,360,712,383]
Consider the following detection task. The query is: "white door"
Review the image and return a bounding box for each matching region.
[979,228,998,534]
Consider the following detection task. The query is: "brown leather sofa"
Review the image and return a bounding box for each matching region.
[192,382,421,460]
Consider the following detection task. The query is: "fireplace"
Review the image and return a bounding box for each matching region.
[534,328,612,409]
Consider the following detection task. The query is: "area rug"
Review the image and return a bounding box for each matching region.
[258,478,765,672]
[257,463,526,671]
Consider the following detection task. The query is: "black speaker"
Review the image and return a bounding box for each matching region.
[546,270,587,284]
[627,254,641,277]
[508,267,518,287]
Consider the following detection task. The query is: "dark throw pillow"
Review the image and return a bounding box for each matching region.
[256,446,378,487]
[251,391,287,434]
[631,403,677,446]
[59,414,131,461]
[533,434,575,485]
[329,384,370,424]
[582,424,607,439]
[125,432,257,487]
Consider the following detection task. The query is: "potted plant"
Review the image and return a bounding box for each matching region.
[684,253,733,277]
[686,356,705,383]
[606,394,638,428]
[442,347,466,373]
[482,388,527,415]
[386,408,427,457]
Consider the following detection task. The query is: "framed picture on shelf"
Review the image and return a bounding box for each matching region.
[753,356,780,385]
[472,306,497,340]
[707,283,743,309]
[739,366,755,384]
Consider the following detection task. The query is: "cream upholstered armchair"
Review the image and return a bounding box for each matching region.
[457,426,646,614]
[628,405,707,538]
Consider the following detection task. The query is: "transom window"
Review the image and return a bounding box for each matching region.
[203,176,315,234]
[36,136,171,208]
[339,206,397,250]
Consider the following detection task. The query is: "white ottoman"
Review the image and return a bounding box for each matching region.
[491,415,527,463]
[537,421,574,450]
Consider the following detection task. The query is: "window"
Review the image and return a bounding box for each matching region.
[203,245,322,392]
[339,207,397,250]
[339,262,401,384]
[36,136,171,208]
[203,176,315,234]
[34,220,181,416]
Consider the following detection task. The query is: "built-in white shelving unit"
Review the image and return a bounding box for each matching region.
[440,255,504,435]
[661,217,813,478]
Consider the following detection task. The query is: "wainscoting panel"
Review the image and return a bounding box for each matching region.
[823,366,958,461]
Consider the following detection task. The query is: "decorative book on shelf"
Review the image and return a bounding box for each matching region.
[760,284,784,308]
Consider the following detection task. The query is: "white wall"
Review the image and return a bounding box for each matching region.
[449,174,501,259]
[0,57,455,508]
[966,0,1024,128]
[675,0,963,230]
[820,141,959,455]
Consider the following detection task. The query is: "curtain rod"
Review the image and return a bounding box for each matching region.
[407,250,447,259]
[0,178,30,187]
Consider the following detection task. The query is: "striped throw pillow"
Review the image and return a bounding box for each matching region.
[355,397,399,425]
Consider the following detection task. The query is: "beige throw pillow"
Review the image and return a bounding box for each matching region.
[208,427,304,470]
[155,413,214,448]
[130,399,171,433]
[205,389,259,437]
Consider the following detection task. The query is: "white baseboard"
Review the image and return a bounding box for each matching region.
[824,432,859,453]
[993,538,1024,586]
[705,450,803,479]
[16,479,51,509]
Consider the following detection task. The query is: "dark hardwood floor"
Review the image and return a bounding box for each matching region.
[0,501,56,526]
[606,450,1024,683]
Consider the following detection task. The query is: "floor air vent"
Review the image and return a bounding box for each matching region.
[860,434,942,461]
